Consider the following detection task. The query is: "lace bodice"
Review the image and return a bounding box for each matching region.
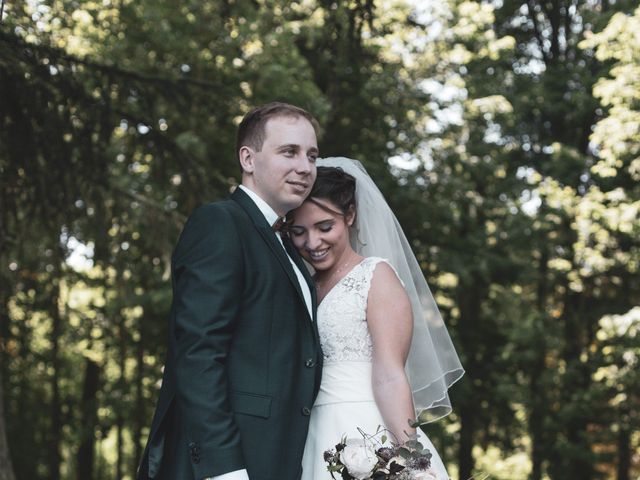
[316,257,386,363]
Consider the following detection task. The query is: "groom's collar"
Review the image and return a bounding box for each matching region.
[238,185,280,227]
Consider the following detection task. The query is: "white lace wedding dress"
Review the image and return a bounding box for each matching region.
[301,257,450,479]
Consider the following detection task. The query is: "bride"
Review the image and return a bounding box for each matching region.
[288,158,464,479]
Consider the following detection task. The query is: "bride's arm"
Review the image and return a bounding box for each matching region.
[367,262,416,442]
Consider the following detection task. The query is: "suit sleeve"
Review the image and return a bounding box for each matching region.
[171,203,246,478]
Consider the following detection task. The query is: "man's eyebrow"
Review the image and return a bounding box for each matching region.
[276,143,300,151]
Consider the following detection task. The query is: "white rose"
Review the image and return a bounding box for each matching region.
[411,469,439,480]
[339,438,378,480]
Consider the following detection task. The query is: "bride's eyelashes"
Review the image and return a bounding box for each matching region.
[289,226,305,237]
[318,221,334,232]
[289,222,335,237]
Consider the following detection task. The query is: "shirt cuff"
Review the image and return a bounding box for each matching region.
[207,469,249,480]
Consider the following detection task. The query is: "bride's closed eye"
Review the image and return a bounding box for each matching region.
[289,222,334,237]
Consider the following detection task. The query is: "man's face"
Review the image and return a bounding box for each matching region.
[241,115,319,216]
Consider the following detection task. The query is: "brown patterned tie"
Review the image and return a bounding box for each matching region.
[272,217,286,232]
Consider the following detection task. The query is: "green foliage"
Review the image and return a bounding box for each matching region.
[1,0,638,479]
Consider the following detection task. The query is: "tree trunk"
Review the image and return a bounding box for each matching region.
[76,358,100,480]
[456,277,485,480]
[616,424,630,480]
[457,400,475,480]
[48,281,62,480]
[0,206,16,480]
[616,426,631,480]
[528,361,545,480]
[561,289,593,480]
[0,373,16,480]
[132,315,145,477]
[529,244,549,480]
[116,312,126,480]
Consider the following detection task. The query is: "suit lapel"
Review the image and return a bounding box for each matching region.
[284,240,321,351]
[283,236,318,322]
[259,225,309,308]
[231,189,312,317]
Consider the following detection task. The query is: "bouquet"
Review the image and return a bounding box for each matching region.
[323,428,440,480]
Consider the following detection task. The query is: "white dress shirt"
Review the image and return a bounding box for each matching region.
[208,186,313,480]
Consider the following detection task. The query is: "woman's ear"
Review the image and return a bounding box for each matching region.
[346,204,356,227]
[239,146,255,174]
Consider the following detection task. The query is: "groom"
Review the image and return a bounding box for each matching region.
[137,102,323,480]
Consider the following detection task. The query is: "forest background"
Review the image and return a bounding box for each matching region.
[0,0,638,479]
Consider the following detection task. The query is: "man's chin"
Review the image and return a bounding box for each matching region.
[283,195,309,213]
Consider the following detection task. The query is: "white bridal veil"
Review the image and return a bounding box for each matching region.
[317,157,465,423]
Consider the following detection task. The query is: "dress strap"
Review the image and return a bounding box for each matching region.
[357,257,388,309]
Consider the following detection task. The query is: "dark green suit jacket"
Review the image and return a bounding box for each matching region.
[137,188,322,480]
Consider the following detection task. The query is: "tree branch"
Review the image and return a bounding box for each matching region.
[0,30,225,91]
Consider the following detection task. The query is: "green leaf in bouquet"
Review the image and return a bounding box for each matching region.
[405,440,424,451]
[381,434,387,444]
[397,447,411,459]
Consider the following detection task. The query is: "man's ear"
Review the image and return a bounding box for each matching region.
[346,204,356,227]
[239,146,255,174]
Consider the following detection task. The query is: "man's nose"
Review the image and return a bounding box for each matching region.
[294,153,313,174]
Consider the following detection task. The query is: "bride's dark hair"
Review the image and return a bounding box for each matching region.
[308,166,356,216]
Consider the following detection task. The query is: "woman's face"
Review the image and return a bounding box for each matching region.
[289,198,355,272]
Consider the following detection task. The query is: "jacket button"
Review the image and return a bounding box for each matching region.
[302,406,311,416]
[305,358,316,368]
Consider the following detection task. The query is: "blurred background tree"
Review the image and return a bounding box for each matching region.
[0,1,638,479]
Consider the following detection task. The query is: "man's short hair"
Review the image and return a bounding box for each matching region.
[235,102,319,162]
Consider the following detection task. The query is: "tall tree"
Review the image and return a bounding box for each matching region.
[76,357,100,480]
